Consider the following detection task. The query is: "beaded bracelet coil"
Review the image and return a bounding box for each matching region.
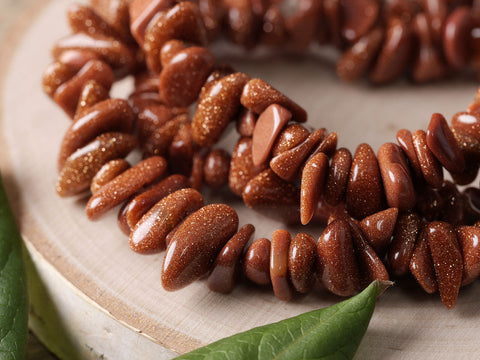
[42,0,480,309]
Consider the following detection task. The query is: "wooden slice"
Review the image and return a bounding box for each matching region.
[1,1,480,359]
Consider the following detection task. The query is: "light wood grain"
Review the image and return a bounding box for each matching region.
[2,1,480,359]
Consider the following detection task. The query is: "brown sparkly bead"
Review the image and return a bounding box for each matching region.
[309,132,338,159]
[345,143,384,219]
[438,181,465,226]
[143,113,190,158]
[130,188,204,253]
[427,221,463,309]
[52,33,136,78]
[42,61,78,98]
[203,149,231,189]
[168,122,194,176]
[412,129,444,189]
[270,229,294,301]
[91,0,131,43]
[422,0,447,44]
[143,2,207,74]
[236,109,257,137]
[411,13,446,83]
[261,5,287,46]
[456,226,480,286]
[91,159,130,196]
[58,98,135,170]
[336,27,384,82]
[56,133,136,197]
[426,113,465,174]
[360,207,398,257]
[300,152,329,225]
[224,0,261,48]
[252,104,292,167]
[192,73,251,147]
[241,78,307,123]
[416,185,444,221]
[129,0,173,46]
[288,233,317,294]
[377,142,416,210]
[323,0,343,48]
[451,157,479,186]
[396,128,425,183]
[285,0,322,51]
[159,46,215,107]
[341,0,379,43]
[160,40,185,67]
[271,123,310,157]
[243,238,271,286]
[270,128,326,182]
[207,224,255,294]
[75,80,109,118]
[53,60,115,118]
[370,17,413,84]
[229,137,265,196]
[189,150,207,191]
[86,156,167,220]
[325,148,352,206]
[243,169,300,225]
[464,187,480,221]
[409,224,438,294]
[67,4,123,41]
[162,204,239,291]
[451,112,480,157]
[443,6,473,69]
[118,174,191,235]
[317,219,360,296]
[198,0,225,41]
[349,221,390,289]
[137,104,185,143]
[388,211,422,277]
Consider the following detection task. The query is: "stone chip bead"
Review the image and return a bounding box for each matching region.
[443,6,474,69]
[288,233,317,294]
[377,142,416,210]
[412,129,444,188]
[229,137,265,196]
[243,237,272,286]
[317,219,360,296]
[129,0,173,46]
[118,174,191,235]
[359,207,398,257]
[86,156,167,220]
[270,229,294,301]
[58,98,135,170]
[409,225,438,294]
[56,132,136,197]
[159,46,215,108]
[192,73,251,147]
[161,204,239,291]
[388,211,422,277]
[91,159,130,195]
[207,224,255,294]
[203,149,231,189]
[243,169,300,225]
[426,113,465,174]
[324,148,352,206]
[456,226,480,286]
[300,152,329,225]
[427,221,463,309]
[240,78,307,123]
[129,188,204,253]
[252,104,292,167]
[143,2,208,74]
[345,143,384,219]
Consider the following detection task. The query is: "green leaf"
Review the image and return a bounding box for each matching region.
[0,173,28,360]
[175,281,391,360]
